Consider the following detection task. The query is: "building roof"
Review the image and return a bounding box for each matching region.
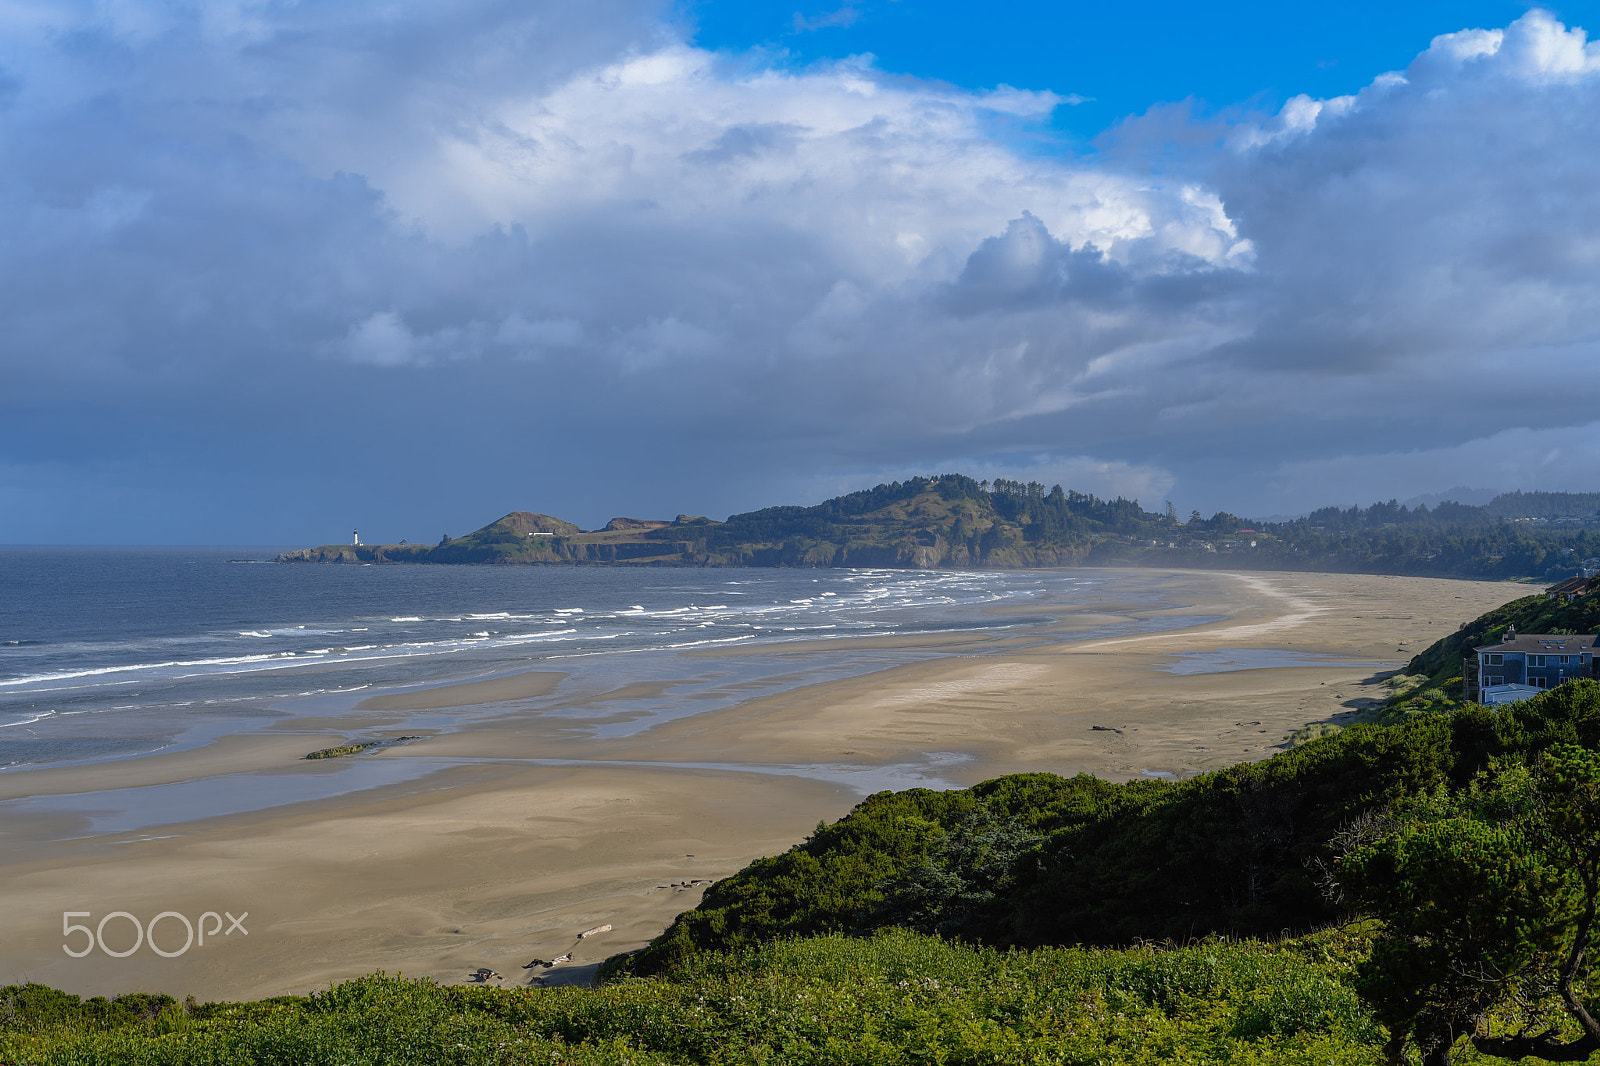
[1481,683,1546,706]
[1475,633,1599,655]
[1546,576,1594,595]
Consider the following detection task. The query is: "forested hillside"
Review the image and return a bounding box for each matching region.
[279,474,1600,582]
[1483,490,1600,518]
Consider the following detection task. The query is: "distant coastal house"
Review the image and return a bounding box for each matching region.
[1464,627,1599,704]
[1546,575,1599,602]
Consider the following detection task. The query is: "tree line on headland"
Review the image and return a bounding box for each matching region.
[278,474,1600,582]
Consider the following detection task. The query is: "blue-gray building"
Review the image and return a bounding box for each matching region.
[1467,628,1599,704]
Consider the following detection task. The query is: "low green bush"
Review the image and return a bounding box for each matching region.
[2,930,1388,1065]
[627,681,1600,977]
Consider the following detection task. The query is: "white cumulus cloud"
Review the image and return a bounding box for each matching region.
[0,3,1597,539]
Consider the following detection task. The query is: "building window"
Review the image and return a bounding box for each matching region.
[1531,654,1547,666]
[1533,677,1549,689]
[1559,656,1571,665]
[1488,654,1504,666]
[1489,675,1505,686]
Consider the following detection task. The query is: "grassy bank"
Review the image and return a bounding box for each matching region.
[3,929,1389,1065]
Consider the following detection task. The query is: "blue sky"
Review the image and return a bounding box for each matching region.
[690,1,1589,137]
[2,1,1599,543]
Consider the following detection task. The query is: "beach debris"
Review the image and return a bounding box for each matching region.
[302,735,426,760]
[303,741,380,760]
[577,924,612,939]
[1089,725,1123,735]
[470,968,502,982]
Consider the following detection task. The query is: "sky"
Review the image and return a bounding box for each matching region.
[2,1,1599,543]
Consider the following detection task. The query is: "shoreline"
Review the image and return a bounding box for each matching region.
[0,569,1527,1000]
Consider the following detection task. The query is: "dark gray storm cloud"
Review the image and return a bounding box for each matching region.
[0,4,1596,541]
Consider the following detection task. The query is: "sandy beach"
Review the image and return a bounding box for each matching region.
[0,569,1526,1000]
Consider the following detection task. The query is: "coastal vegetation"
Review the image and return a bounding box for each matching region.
[1339,743,1600,1064]
[277,475,1600,582]
[2,930,1385,1064]
[1361,588,1600,720]
[1402,593,1600,697]
[608,679,1600,1063]
[14,688,1599,1062]
[13,601,1600,1064]
[623,683,1600,969]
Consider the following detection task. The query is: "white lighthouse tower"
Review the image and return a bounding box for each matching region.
[353,528,360,546]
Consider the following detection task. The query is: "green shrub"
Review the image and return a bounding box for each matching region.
[1,931,1388,1065]
[627,682,1600,976]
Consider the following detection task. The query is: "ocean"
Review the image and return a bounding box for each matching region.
[0,548,1196,777]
